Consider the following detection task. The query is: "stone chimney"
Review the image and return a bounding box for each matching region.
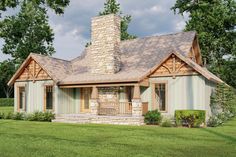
[90,14,121,74]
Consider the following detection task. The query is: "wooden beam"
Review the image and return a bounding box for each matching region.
[133,84,141,99]
[59,83,137,88]
[162,64,171,74]
[139,78,149,87]
[91,86,98,99]
[176,62,186,73]
[150,72,199,77]
[35,68,42,78]
[33,60,36,77]
[172,54,176,79]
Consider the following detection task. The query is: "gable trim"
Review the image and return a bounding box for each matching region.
[150,54,197,78]
[8,54,56,86]
[139,51,222,84]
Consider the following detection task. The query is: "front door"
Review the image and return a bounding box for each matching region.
[81,88,91,113]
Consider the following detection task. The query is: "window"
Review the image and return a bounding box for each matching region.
[19,87,25,110]
[45,86,53,110]
[155,83,167,111]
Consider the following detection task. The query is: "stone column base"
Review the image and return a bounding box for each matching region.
[90,99,99,115]
[132,99,142,117]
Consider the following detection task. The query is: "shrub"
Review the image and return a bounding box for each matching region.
[26,111,55,122]
[0,98,14,106]
[175,110,206,128]
[144,110,162,125]
[4,112,13,119]
[0,111,55,122]
[207,112,234,127]
[0,113,5,119]
[42,111,55,122]
[207,115,223,127]
[12,112,24,120]
[161,118,173,127]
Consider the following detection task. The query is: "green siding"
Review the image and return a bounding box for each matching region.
[14,80,54,113]
[148,75,215,117]
[57,88,80,114]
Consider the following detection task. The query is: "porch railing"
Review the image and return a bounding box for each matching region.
[98,102,132,116]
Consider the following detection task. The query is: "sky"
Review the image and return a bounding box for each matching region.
[0,0,188,62]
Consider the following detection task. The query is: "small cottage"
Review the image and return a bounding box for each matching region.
[8,14,223,125]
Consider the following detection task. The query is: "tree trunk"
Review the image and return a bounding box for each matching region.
[3,86,13,98]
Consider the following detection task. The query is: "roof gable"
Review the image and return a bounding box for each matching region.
[144,51,223,84]
[150,54,197,78]
[17,59,51,82]
[8,54,55,86]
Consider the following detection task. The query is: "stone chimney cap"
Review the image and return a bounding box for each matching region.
[91,13,121,20]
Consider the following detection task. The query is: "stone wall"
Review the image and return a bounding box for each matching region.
[90,14,121,74]
[53,114,145,126]
[98,87,119,102]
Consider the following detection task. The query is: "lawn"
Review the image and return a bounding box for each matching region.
[0,118,235,157]
[0,106,14,114]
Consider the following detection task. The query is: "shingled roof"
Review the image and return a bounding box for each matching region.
[8,31,223,86]
[60,31,197,84]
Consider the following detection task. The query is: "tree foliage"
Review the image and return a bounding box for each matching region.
[172,0,236,87]
[0,60,15,98]
[211,83,236,115]
[99,0,137,40]
[0,0,70,16]
[0,0,70,98]
[0,1,55,62]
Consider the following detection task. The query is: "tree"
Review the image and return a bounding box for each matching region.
[0,0,70,62]
[0,1,55,63]
[99,0,136,40]
[210,83,236,115]
[0,60,15,98]
[172,0,236,88]
[0,0,70,98]
[0,0,70,17]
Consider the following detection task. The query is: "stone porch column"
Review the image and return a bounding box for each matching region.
[132,84,143,117]
[90,86,99,115]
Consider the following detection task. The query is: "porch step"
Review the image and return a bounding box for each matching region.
[52,114,145,125]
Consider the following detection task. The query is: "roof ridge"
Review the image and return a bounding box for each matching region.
[30,53,71,62]
[120,31,196,44]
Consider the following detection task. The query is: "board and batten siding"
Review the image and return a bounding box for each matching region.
[57,88,80,114]
[144,75,216,117]
[140,87,152,110]
[14,80,54,113]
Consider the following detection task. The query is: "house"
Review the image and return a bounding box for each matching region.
[8,14,223,125]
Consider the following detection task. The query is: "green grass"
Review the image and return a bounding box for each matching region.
[0,118,235,157]
[0,106,14,114]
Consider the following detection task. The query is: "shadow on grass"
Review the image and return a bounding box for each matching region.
[201,128,236,143]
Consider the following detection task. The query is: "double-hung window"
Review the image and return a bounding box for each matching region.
[45,86,53,110]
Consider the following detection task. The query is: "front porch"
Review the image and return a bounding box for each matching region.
[54,83,149,125]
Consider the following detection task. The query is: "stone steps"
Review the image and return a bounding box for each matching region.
[52,114,145,125]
